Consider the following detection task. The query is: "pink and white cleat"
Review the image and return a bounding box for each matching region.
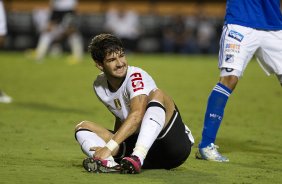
[120,155,142,174]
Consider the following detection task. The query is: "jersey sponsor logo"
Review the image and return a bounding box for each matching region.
[225,43,240,53]
[114,98,122,110]
[130,72,144,92]
[225,54,234,63]
[228,30,244,42]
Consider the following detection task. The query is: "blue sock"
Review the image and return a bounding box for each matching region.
[199,83,232,148]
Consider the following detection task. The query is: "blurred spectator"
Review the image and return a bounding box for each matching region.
[104,3,140,52]
[195,13,217,54]
[33,0,83,64]
[0,0,5,46]
[0,0,12,103]
[161,14,197,54]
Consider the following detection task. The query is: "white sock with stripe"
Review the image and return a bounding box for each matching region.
[132,100,166,165]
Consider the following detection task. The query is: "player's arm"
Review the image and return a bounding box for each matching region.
[93,94,147,159]
[112,94,147,144]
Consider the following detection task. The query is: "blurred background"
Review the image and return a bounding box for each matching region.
[2,0,226,55]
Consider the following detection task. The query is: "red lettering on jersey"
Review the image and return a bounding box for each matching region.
[130,72,144,92]
[130,73,142,78]
[131,77,142,82]
[133,87,144,92]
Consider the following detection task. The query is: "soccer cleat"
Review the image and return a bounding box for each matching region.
[120,155,141,174]
[82,157,120,173]
[195,143,229,162]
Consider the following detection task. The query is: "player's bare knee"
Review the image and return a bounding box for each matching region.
[148,89,165,103]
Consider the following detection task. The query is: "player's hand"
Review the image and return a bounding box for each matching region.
[90,146,111,159]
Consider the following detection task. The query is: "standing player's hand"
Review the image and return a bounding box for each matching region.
[90,146,112,159]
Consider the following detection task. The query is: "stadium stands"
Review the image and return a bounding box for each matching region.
[3,0,226,53]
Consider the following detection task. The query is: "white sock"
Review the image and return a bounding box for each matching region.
[35,32,52,60]
[35,26,65,60]
[132,101,166,165]
[75,130,117,166]
[68,33,83,62]
[75,130,106,157]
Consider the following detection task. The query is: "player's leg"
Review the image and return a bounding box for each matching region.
[34,10,66,61]
[120,89,169,173]
[75,121,112,157]
[35,31,52,61]
[60,12,84,64]
[142,109,193,170]
[197,24,258,162]
[0,0,7,46]
[120,89,190,173]
[74,121,120,173]
[120,89,167,173]
[0,3,12,104]
[196,74,235,162]
[35,22,62,61]
[68,31,84,63]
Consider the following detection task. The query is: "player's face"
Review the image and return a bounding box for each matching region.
[100,50,128,79]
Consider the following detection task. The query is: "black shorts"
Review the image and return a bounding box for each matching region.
[50,10,75,24]
[115,107,192,170]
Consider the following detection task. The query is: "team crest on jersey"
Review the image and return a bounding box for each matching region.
[228,30,244,42]
[114,99,122,110]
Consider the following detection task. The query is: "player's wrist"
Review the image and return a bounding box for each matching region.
[105,139,118,152]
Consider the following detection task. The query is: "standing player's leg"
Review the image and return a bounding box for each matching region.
[196,24,258,162]
[35,21,66,61]
[68,31,84,63]
[196,74,235,162]
[61,13,84,64]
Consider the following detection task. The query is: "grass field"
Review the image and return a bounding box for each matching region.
[0,51,281,184]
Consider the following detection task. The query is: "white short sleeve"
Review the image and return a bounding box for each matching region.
[126,67,157,99]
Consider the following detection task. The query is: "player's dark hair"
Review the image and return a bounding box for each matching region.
[88,34,124,63]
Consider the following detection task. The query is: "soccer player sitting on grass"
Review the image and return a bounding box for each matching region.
[74,34,194,174]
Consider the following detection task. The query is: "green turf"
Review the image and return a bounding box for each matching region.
[0,52,281,184]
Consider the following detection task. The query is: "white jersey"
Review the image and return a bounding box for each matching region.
[50,0,77,11]
[94,66,157,122]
